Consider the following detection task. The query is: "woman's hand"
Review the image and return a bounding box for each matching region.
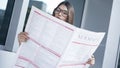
[86,55,95,65]
[18,32,29,45]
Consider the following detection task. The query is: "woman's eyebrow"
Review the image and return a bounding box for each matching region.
[58,8,68,11]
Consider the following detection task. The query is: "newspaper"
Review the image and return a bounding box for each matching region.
[14,6,105,68]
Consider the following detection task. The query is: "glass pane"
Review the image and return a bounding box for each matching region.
[0,0,8,29]
[0,0,8,45]
[0,0,14,45]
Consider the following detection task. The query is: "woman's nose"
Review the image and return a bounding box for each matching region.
[58,12,62,16]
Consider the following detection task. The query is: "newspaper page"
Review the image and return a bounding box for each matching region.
[56,28,105,68]
[14,6,105,68]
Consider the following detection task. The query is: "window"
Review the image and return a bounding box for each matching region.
[0,0,15,45]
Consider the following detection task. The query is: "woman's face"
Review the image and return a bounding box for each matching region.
[54,4,68,22]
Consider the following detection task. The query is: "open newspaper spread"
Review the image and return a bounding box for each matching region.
[13,6,105,68]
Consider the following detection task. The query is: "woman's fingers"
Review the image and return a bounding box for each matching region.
[18,32,29,45]
[86,55,95,65]
[20,32,29,39]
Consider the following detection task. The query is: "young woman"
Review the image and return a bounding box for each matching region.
[18,1,95,66]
